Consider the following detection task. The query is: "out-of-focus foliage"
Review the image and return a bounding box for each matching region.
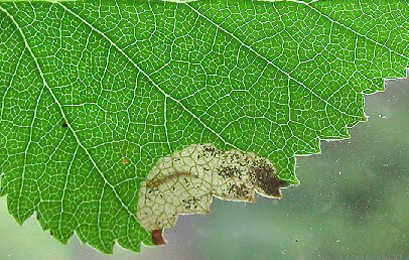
[1,77,408,259]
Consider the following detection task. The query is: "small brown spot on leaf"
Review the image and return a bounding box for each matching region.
[122,157,129,165]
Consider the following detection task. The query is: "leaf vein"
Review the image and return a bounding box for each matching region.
[0,4,140,227]
[57,2,238,150]
[185,2,364,120]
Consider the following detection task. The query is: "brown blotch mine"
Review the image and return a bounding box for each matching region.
[152,229,166,245]
[137,144,293,243]
[252,164,290,198]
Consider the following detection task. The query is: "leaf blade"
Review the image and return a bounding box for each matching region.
[0,0,408,253]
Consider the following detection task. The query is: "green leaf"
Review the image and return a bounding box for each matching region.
[0,0,408,254]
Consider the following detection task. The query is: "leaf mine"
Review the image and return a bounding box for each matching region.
[136,144,290,245]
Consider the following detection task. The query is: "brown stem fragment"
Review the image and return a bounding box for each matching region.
[151,229,166,245]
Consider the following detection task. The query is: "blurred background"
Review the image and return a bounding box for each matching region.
[1,75,409,259]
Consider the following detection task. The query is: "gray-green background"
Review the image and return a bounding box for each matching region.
[1,75,408,259]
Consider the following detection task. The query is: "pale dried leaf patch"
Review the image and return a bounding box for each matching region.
[136,144,290,244]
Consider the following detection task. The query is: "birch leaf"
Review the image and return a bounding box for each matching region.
[0,0,408,253]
